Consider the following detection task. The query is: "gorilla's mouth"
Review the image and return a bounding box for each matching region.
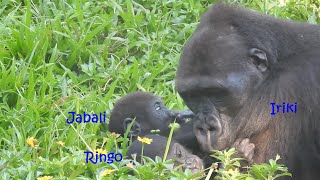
[206,130,213,150]
[193,111,224,151]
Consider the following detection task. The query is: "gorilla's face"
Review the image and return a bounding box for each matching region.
[176,26,267,151]
[145,97,173,131]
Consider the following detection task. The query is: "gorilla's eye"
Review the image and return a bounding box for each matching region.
[155,102,161,111]
[198,127,206,135]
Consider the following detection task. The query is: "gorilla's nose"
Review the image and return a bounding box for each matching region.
[195,112,216,128]
[193,112,222,152]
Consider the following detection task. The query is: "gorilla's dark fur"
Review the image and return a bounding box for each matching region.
[176,3,320,179]
[109,92,173,138]
[108,91,194,139]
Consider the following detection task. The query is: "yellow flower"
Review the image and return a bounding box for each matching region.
[96,148,107,154]
[56,141,65,147]
[37,176,52,180]
[110,132,120,138]
[137,136,153,144]
[226,168,239,175]
[27,137,38,148]
[101,169,115,176]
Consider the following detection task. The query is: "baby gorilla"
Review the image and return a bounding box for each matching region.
[127,134,204,174]
[109,91,193,139]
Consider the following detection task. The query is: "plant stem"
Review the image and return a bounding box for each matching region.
[163,120,176,162]
[141,144,144,165]
[205,167,214,180]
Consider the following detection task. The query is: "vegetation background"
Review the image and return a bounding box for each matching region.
[0,0,319,179]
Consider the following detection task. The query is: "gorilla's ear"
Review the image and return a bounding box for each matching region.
[249,48,268,72]
[173,143,186,159]
[123,118,141,137]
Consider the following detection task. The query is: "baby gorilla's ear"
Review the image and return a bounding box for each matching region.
[123,118,141,138]
[172,143,186,159]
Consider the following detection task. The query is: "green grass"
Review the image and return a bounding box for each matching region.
[0,0,318,179]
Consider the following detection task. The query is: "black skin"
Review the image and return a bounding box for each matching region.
[108,91,194,139]
[127,134,204,174]
[176,3,320,179]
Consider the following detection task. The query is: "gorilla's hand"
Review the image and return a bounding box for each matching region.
[170,110,194,123]
[232,138,255,165]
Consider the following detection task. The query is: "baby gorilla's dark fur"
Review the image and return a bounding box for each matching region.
[109,91,194,139]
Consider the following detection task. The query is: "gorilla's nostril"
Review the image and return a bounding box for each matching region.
[208,126,215,131]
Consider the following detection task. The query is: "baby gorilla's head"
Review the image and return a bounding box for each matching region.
[109,91,193,138]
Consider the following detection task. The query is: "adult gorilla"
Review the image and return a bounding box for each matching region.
[176,3,320,179]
